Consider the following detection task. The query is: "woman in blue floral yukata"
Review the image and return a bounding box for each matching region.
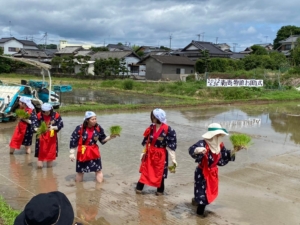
[188,123,235,217]
[69,111,118,183]
[136,108,177,195]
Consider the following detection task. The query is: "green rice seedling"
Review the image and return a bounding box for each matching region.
[230,133,252,152]
[110,125,122,136]
[0,196,20,225]
[15,109,30,119]
[36,121,48,139]
[168,163,177,173]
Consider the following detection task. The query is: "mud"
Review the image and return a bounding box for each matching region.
[0,104,300,225]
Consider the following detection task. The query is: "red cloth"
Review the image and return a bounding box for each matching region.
[38,115,57,161]
[139,124,168,187]
[199,143,223,203]
[77,126,100,162]
[9,107,32,149]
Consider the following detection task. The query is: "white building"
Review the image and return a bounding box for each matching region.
[0,37,38,55]
[57,40,92,50]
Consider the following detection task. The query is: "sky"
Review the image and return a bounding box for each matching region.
[1,0,300,51]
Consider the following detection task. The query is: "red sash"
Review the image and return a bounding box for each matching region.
[9,108,33,149]
[77,126,100,162]
[199,143,224,203]
[37,113,58,161]
[139,124,168,187]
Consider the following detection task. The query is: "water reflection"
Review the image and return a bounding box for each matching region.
[61,89,176,105]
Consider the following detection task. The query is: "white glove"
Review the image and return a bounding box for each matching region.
[140,153,145,161]
[69,149,76,161]
[34,128,38,132]
[103,135,115,142]
[194,147,206,155]
[49,125,58,130]
[167,147,177,166]
[23,119,32,124]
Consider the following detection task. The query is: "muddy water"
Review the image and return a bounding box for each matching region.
[1,103,300,224]
[61,89,177,105]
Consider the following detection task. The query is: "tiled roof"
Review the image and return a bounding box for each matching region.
[13,49,48,58]
[182,41,231,55]
[90,51,138,60]
[106,44,132,51]
[279,35,300,44]
[74,50,93,56]
[56,46,82,54]
[0,37,37,47]
[140,55,194,66]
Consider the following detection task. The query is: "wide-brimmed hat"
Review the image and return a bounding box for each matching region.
[202,123,228,139]
[14,191,74,225]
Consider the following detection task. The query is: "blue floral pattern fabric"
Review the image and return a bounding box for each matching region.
[142,124,177,178]
[189,140,233,205]
[70,124,107,173]
[22,109,37,146]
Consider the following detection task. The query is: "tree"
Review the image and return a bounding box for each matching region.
[273,25,300,49]
[38,44,57,49]
[159,46,170,51]
[250,45,268,55]
[60,56,75,74]
[291,38,300,66]
[75,55,91,75]
[51,56,62,73]
[0,47,3,55]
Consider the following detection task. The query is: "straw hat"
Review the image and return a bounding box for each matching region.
[202,123,228,139]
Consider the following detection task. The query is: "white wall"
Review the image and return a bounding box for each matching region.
[2,39,23,55]
[124,56,146,76]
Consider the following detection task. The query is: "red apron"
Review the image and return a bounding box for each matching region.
[139,124,168,187]
[38,115,57,161]
[199,144,221,203]
[77,126,100,162]
[9,108,32,149]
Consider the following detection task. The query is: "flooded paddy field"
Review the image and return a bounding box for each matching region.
[0,102,300,224]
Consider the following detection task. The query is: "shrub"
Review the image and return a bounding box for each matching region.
[123,79,134,90]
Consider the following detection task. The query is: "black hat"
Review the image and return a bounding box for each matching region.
[14,191,74,225]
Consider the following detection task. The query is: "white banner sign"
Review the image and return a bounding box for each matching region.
[207,79,263,87]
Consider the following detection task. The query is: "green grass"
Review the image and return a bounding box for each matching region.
[0,196,20,225]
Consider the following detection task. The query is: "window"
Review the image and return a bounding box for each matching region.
[8,47,18,52]
[284,44,291,50]
[176,68,180,74]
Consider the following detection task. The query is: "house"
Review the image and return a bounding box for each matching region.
[239,47,252,54]
[172,40,232,60]
[254,43,273,51]
[57,40,91,50]
[55,46,84,57]
[13,49,51,62]
[138,55,195,81]
[215,43,231,52]
[83,51,142,76]
[0,37,38,55]
[277,35,300,56]
[106,44,132,51]
[230,53,248,60]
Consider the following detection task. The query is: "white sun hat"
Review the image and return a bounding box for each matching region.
[19,96,35,110]
[153,108,167,124]
[202,123,229,139]
[41,103,53,111]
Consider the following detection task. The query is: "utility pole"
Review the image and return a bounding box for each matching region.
[264,36,268,43]
[216,37,218,44]
[232,43,238,52]
[44,32,47,50]
[201,32,205,41]
[169,34,172,49]
[197,34,201,41]
[9,21,12,36]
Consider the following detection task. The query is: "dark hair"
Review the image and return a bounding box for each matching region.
[83,118,98,129]
[150,110,161,124]
[42,109,54,116]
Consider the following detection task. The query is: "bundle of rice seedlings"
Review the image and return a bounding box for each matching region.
[15,109,30,119]
[110,125,122,136]
[230,133,252,152]
[168,163,177,173]
[36,122,48,139]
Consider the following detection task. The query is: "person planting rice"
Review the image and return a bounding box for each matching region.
[136,108,177,195]
[34,103,64,168]
[9,96,37,154]
[69,111,119,183]
[188,123,235,217]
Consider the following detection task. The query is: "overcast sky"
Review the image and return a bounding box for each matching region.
[1,0,300,51]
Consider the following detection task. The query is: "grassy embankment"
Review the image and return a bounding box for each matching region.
[0,196,19,225]
[1,73,300,113]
